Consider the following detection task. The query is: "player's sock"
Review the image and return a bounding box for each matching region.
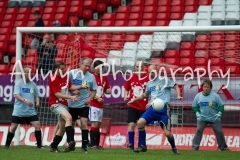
[5,131,14,146]
[138,128,146,147]
[90,127,99,146]
[65,126,75,143]
[51,135,63,148]
[96,131,100,146]
[128,131,134,146]
[168,135,176,149]
[82,129,89,148]
[138,133,141,147]
[35,130,42,147]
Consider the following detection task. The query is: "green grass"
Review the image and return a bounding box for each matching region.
[0,146,240,160]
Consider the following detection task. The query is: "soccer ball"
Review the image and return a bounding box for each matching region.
[152,98,165,111]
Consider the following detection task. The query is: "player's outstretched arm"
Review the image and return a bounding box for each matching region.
[54,92,79,101]
[69,85,89,91]
[124,90,129,102]
[128,93,148,105]
[173,85,184,100]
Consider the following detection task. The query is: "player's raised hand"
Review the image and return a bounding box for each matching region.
[71,95,79,101]
[36,103,40,108]
[124,97,128,103]
[26,100,33,107]
[84,98,91,105]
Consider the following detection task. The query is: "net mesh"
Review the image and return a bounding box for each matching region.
[14,30,240,150]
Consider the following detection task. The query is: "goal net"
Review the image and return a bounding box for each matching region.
[12,26,240,151]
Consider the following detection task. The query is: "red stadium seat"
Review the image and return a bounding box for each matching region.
[210,66,224,75]
[128,20,141,26]
[0,35,8,42]
[0,28,11,35]
[0,8,4,15]
[224,50,239,58]
[54,14,67,25]
[45,1,57,8]
[145,0,157,6]
[98,34,111,42]
[129,13,142,20]
[97,3,107,12]
[82,9,93,19]
[165,50,179,58]
[9,35,16,42]
[3,14,15,21]
[42,14,54,21]
[18,7,31,14]
[130,6,143,13]
[158,0,170,6]
[210,35,224,42]
[0,51,2,62]
[131,0,144,6]
[44,7,56,14]
[210,58,224,66]
[43,20,52,27]
[151,58,165,66]
[23,37,33,47]
[185,0,197,6]
[68,15,79,26]
[58,0,70,7]
[69,6,82,16]
[225,65,239,75]
[101,20,114,26]
[171,6,184,12]
[57,34,71,42]
[7,43,16,55]
[6,8,18,14]
[26,49,37,57]
[23,57,38,66]
[225,34,239,42]
[115,13,128,21]
[171,0,184,6]
[102,13,115,21]
[194,50,208,58]
[196,34,210,42]
[184,6,198,12]
[155,20,169,26]
[141,20,154,26]
[0,42,7,52]
[117,6,130,13]
[56,49,67,58]
[198,0,212,5]
[209,42,224,50]
[11,28,16,34]
[180,50,194,58]
[1,21,14,28]
[114,20,127,26]
[31,7,43,14]
[225,42,238,50]
[56,7,68,14]
[142,13,156,20]
[95,50,109,58]
[0,1,7,8]
[211,31,224,36]
[10,57,16,64]
[170,12,183,20]
[125,33,140,42]
[110,42,124,50]
[179,58,194,69]
[88,20,101,27]
[70,0,82,7]
[14,21,27,27]
[85,34,98,42]
[111,0,121,6]
[157,6,170,13]
[111,33,125,42]
[28,14,36,21]
[165,58,179,65]
[81,49,95,59]
[16,14,28,21]
[0,64,9,75]
[180,42,195,50]
[209,50,223,58]
[156,13,170,20]
[194,58,208,66]
[224,58,239,65]
[83,0,96,10]
[195,42,209,50]
[144,6,156,13]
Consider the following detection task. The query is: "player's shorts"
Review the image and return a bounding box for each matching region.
[50,103,69,122]
[127,107,145,123]
[89,106,103,122]
[69,107,89,121]
[141,105,171,131]
[11,115,39,124]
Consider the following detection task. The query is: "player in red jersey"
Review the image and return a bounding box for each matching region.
[48,61,87,152]
[89,60,111,149]
[124,61,150,150]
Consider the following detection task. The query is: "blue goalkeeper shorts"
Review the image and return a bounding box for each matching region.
[141,105,172,131]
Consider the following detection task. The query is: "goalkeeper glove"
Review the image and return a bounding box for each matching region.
[214,111,222,121]
[196,112,202,121]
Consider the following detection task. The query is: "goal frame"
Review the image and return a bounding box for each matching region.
[14,26,240,145]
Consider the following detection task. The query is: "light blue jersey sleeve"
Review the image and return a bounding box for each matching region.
[34,83,39,97]
[166,78,176,88]
[90,76,98,91]
[14,80,21,95]
[145,83,151,95]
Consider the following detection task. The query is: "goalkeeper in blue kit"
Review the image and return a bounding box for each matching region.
[192,79,229,151]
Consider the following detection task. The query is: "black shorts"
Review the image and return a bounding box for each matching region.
[69,107,89,121]
[11,115,39,124]
[127,107,145,123]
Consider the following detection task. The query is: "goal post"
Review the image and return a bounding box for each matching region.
[13,26,240,150]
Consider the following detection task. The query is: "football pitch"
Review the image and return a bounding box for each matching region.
[1,146,240,160]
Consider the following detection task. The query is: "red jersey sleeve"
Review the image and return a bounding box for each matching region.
[68,80,72,89]
[124,78,131,91]
[49,79,61,93]
[104,77,111,92]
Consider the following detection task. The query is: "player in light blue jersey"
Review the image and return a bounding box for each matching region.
[192,79,229,151]
[68,57,97,153]
[4,66,44,149]
[128,65,183,155]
